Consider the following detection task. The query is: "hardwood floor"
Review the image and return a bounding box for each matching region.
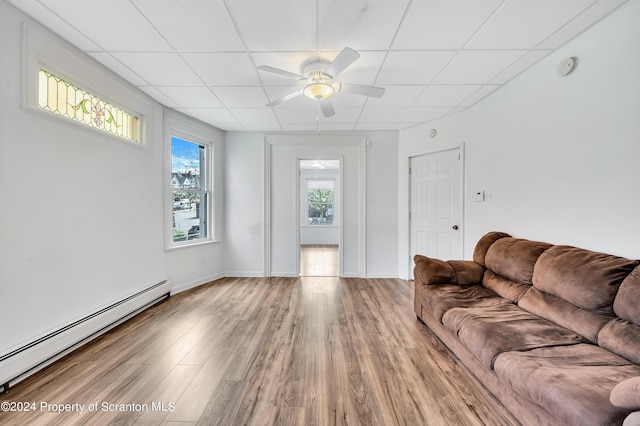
[300,245,339,277]
[0,277,519,425]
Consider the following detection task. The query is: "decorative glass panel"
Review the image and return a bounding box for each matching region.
[38,69,140,143]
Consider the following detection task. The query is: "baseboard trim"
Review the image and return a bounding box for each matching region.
[170,272,225,295]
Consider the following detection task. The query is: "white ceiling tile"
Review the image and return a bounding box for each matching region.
[253,52,315,85]
[182,53,260,86]
[131,0,244,51]
[243,123,283,131]
[217,123,247,131]
[432,50,527,84]
[321,108,363,123]
[9,0,101,51]
[355,122,394,131]
[111,52,202,86]
[185,108,238,124]
[459,85,501,107]
[413,85,482,107]
[226,0,317,51]
[489,50,552,84]
[377,51,457,85]
[334,51,387,85]
[365,86,424,107]
[211,87,268,108]
[398,107,451,123]
[331,93,367,108]
[88,52,148,86]
[137,86,179,108]
[318,0,410,50]
[276,107,323,123]
[359,107,405,123]
[390,122,420,130]
[282,123,319,131]
[320,123,357,131]
[156,87,223,108]
[38,0,171,51]
[228,108,278,124]
[466,0,594,49]
[392,0,503,50]
[538,0,629,49]
[265,87,307,108]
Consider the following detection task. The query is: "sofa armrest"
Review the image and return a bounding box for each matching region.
[611,377,640,410]
[414,255,484,286]
[622,411,640,426]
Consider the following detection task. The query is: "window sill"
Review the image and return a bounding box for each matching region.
[165,239,221,252]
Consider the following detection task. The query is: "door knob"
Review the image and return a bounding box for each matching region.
[452,225,459,230]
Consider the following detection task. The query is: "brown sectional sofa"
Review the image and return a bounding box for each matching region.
[413,231,640,426]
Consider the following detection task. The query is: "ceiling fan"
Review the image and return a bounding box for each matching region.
[257,47,385,118]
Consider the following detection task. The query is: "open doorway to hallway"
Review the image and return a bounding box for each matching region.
[300,245,339,276]
[299,159,340,277]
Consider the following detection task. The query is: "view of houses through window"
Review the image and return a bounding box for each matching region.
[171,136,209,243]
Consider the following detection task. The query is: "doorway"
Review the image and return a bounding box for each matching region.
[299,159,340,277]
[409,148,463,279]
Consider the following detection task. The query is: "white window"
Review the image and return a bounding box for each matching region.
[171,136,211,245]
[306,179,335,225]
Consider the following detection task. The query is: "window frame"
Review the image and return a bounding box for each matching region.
[306,179,336,225]
[170,135,212,246]
[164,110,221,251]
[167,131,215,249]
[22,24,150,148]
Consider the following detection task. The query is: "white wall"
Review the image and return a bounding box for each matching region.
[225,131,399,278]
[398,0,640,278]
[0,1,225,361]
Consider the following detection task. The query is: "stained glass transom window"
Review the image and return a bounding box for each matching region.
[38,69,140,143]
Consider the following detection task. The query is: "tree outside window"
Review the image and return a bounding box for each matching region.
[307,180,334,225]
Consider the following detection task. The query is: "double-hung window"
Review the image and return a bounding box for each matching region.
[306,179,335,225]
[171,136,211,244]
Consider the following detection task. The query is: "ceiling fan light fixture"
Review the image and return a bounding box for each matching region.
[303,82,335,100]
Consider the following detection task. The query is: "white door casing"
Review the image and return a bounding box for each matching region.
[410,148,463,278]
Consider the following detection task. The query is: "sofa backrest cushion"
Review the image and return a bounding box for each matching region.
[484,238,552,285]
[598,266,640,364]
[532,246,639,316]
[473,231,511,267]
[614,265,640,325]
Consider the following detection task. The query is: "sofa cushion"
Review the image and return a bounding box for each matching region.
[485,238,551,285]
[532,245,639,316]
[472,231,511,267]
[614,265,640,325]
[482,270,531,303]
[611,377,640,410]
[442,302,584,369]
[518,286,614,342]
[598,319,640,364]
[416,284,501,322]
[494,344,640,426]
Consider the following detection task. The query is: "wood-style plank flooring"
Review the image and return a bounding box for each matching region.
[0,275,518,425]
[300,245,339,277]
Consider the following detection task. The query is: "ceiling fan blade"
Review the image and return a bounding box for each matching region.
[324,47,360,78]
[266,89,304,107]
[341,83,385,98]
[257,65,305,80]
[319,100,335,118]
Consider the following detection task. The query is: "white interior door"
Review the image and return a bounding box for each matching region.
[410,148,463,278]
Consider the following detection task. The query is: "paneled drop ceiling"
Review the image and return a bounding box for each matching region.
[8,0,629,132]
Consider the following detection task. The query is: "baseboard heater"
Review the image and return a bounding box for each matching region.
[0,279,171,393]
